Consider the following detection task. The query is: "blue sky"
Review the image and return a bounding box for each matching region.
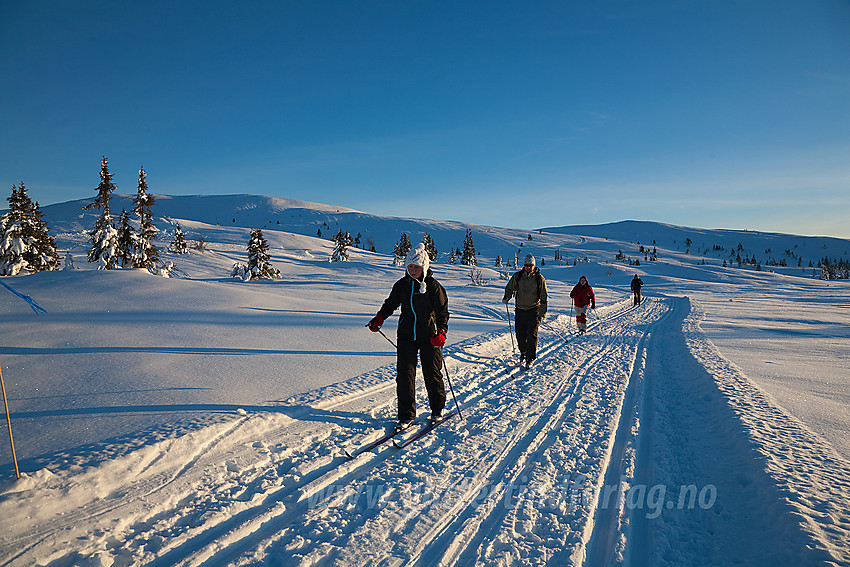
[2,1,849,237]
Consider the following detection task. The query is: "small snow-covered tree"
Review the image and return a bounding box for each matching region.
[469,267,489,286]
[169,223,188,254]
[422,233,438,262]
[331,229,352,262]
[393,233,411,266]
[132,167,159,269]
[233,228,280,280]
[64,250,76,270]
[461,229,476,266]
[116,210,135,267]
[85,157,120,269]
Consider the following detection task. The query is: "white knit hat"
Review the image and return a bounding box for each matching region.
[405,243,430,275]
[524,253,535,267]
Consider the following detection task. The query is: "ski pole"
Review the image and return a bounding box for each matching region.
[568,304,575,334]
[0,363,19,480]
[541,320,569,344]
[505,302,517,356]
[378,329,397,349]
[428,316,461,419]
[442,352,462,419]
[365,322,397,349]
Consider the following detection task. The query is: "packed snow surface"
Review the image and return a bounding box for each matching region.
[0,194,848,566]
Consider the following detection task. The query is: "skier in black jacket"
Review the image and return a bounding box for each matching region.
[630,274,643,305]
[368,243,449,429]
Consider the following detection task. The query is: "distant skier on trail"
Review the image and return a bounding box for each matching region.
[502,254,548,368]
[570,275,595,335]
[631,274,643,305]
[368,243,449,430]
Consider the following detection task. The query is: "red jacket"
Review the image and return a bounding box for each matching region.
[570,282,595,307]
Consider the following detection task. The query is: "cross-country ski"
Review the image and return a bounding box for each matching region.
[392,409,459,449]
[342,424,412,459]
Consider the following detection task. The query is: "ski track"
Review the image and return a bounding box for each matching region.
[2,296,847,566]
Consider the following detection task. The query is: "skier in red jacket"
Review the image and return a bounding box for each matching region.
[569,275,595,334]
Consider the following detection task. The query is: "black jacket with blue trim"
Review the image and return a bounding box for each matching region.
[377,269,449,342]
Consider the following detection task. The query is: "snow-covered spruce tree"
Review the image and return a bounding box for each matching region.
[0,185,26,276]
[233,229,279,280]
[115,210,135,267]
[132,167,159,269]
[169,223,188,254]
[1,184,61,275]
[26,197,61,273]
[233,228,279,280]
[423,233,438,262]
[0,185,28,275]
[393,233,412,266]
[85,157,120,269]
[461,229,476,266]
[1,183,60,275]
[331,229,352,262]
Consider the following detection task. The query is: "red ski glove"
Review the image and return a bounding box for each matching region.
[368,314,384,332]
[430,330,446,347]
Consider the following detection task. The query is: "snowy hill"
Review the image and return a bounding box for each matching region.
[40,193,526,265]
[545,219,850,273]
[37,193,850,278]
[1,194,849,566]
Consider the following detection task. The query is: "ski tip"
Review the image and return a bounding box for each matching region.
[392,439,403,449]
[343,449,355,459]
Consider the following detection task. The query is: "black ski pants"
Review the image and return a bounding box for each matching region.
[396,337,445,421]
[515,307,539,362]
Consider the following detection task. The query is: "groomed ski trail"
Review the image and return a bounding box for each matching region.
[4,296,846,566]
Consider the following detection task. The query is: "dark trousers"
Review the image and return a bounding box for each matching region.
[396,338,445,421]
[515,307,539,362]
[633,289,642,305]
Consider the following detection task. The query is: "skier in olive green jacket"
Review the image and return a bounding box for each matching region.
[502,254,548,367]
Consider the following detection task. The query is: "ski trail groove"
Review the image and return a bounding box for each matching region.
[318,300,666,566]
[583,325,655,566]
[174,319,582,566]
[140,334,529,567]
[413,301,665,566]
[406,344,616,566]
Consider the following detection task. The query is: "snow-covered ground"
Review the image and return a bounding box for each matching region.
[0,195,848,566]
